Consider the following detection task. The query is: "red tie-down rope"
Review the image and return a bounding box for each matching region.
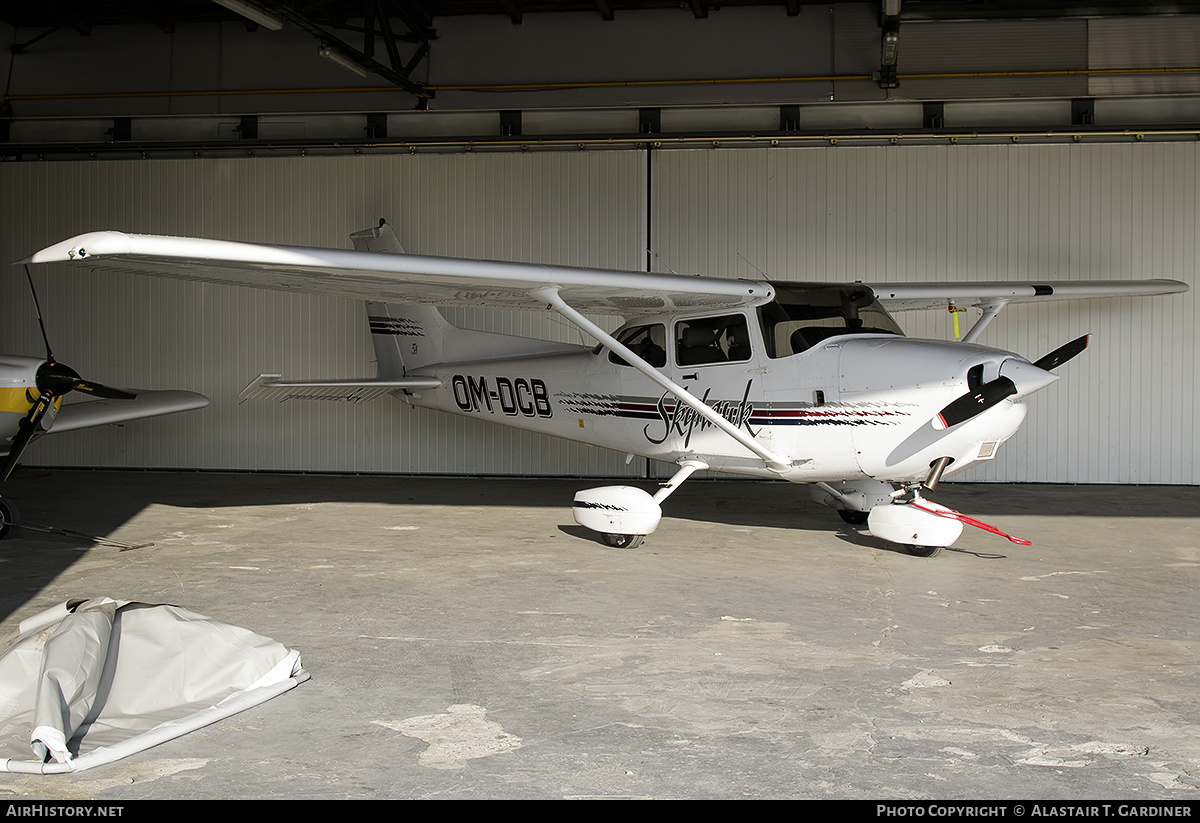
[910,501,1032,545]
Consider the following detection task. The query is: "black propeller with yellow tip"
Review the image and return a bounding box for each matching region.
[2,268,137,482]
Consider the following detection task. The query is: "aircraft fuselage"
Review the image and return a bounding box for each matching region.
[405,319,1030,486]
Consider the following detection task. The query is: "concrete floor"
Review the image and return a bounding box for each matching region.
[0,469,1196,800]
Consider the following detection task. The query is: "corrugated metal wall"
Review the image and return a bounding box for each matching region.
[652,143,1197,484]
[0,152,647,477]
[1,142,1196,483]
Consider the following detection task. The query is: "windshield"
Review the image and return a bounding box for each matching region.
[757,284,903,358]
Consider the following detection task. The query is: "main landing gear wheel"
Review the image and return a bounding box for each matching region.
[603,533,644,549]
[837,509,870,526]
[0,497,19,541]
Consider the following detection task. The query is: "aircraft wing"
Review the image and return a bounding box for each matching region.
[867,280,1188,311]
[50,390,209,434]
[23,232,1186,315]
[22,232,774,315]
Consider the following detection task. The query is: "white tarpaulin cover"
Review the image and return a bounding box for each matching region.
[0,598,308,773]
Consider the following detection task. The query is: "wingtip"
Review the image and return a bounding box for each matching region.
[18,231,134,265]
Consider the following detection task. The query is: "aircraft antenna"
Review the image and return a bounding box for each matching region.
[737,253,771,281]
[646,249,678,276]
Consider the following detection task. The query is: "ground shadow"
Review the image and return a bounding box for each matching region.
[1,467,1195,621]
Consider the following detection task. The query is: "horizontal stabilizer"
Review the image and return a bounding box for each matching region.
[238,374,442,404]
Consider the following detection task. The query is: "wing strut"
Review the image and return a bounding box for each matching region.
[531,287,793,474]
[961,301,1008,344]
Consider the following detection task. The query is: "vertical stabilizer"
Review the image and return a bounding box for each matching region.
[366,301,450,377]
[352,219,585,379]
[350,219,405,254]
[352,220,446,378]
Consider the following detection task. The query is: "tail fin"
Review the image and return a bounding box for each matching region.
[350,219,406,254]
[352,220,445,378]
[353,220,581,379]
[366,301,452,378]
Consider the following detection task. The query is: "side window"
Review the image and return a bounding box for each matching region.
[675,315,752,367]
[609,324,667,367]
[758,285,904,358]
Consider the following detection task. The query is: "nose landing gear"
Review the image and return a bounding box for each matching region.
[816,470,1031,557]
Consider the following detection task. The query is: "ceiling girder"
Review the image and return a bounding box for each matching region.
[899,0,1200,21]
[11,26,65,55]
[252,0,431,96]
[36,0,91,37]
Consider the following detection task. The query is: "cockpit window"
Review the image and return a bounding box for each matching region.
[607,323,667,367]
[675,314,752,366]
[758,284,903,358]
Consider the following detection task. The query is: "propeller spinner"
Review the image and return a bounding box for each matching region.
[933,334,1090,430]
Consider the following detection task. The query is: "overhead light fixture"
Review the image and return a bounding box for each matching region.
[318,45,369,78]
[880,30,900,67]
[212,0,284,32]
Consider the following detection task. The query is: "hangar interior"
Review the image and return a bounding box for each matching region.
[0,1,1196,485]
[0,3,1199,802]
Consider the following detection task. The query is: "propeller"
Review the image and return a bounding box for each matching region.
[1032,333,1090,371]
[934,376,1019,430]
[2,268,136,482]
[933,334,1090,431]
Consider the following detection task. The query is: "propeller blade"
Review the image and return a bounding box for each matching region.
[74,381,137,401]
[23,265,54,363]
[36,361,136,401]
[933,334,1089,431]
[1032,334,1090,371]
[22,266,136,402]
[3,360,136,482]
[933,376,1018,430]
[1,393,54,482]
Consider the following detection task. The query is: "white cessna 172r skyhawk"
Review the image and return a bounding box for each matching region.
[20,221,1187,555]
